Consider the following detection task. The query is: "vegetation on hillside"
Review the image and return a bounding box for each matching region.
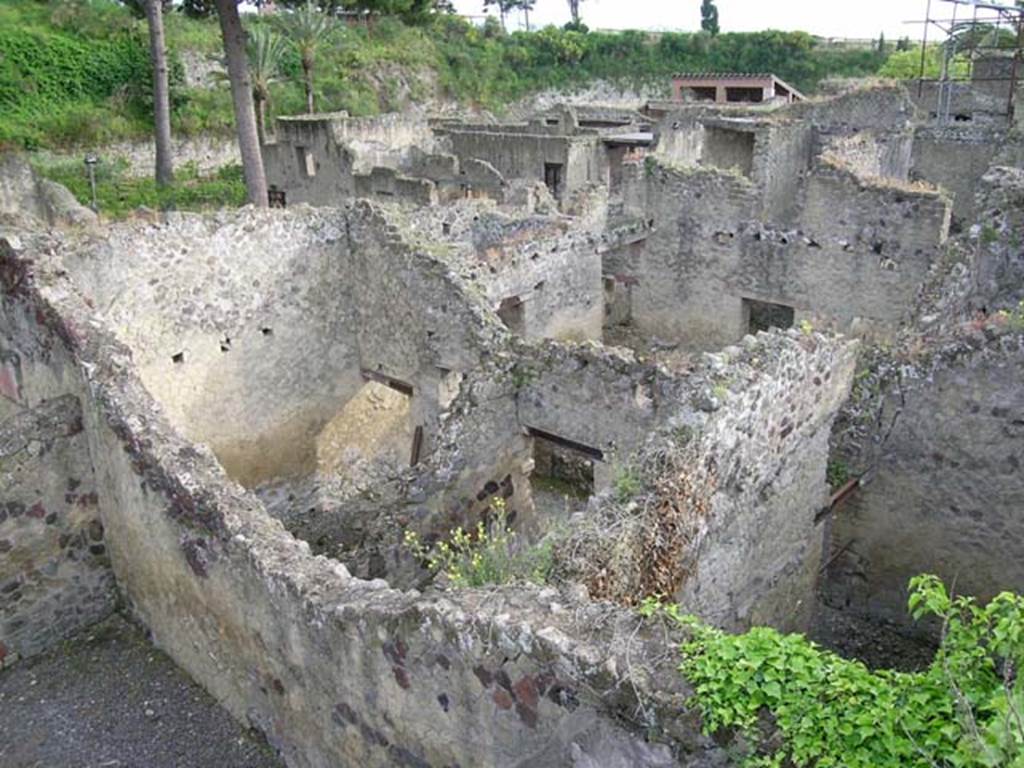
[1,0,897,152]
[34,156,246,217]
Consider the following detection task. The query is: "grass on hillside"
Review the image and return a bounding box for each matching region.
[34,157,247,218]
[1,0,895,152]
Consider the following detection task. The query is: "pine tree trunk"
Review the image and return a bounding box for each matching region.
[145,0,174,189]
[255,95,267,146]
[215,0,268,207]
[303,61,315,113]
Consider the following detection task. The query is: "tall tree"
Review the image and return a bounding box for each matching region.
[247,26,287,145]
[700,0,719,36]
[278,2,336,113]
[566,0,581,26]
[143,0,174,188]
[214,0,268,207]
[484,0,530,30]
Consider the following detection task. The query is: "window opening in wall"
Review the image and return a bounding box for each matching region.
[743,298,795,335]
[410,425,424,467]
[497,296,526,335]
[703,127,756,178]
[268,185,287,208]
[543,162,563,198]
[171,352,185,365]
[261,327,274,337]
[725,87,765,103]
[690,87,717,101]
[296,146,316,178]
[527,427,600,507]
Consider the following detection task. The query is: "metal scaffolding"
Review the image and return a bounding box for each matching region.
[908,0,1024,122]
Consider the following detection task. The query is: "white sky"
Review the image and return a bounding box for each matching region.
[452,0,936,41]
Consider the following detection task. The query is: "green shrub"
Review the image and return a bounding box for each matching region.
[403,497,553,587]
[612,465,642,502]
[643,575,1024,767]
[0,0,899,149]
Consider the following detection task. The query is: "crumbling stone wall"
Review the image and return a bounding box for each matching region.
[634,158,950,350]
[821,130,914,182]
[55,205,500,488]
[825,327,1024,630]
[556,330,858,632]
[0,241,115,665]
[401,203,604,343]
[911,125,1004,226]
[442,127,608,205]
[3,227,740,768]
[263,113,437,206]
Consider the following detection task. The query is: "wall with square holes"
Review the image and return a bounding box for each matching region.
[51,205,503,489]
[633,159,950,351]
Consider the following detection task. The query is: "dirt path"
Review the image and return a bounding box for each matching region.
[0,613,283,768]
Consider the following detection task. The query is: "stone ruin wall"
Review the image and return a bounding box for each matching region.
[551,330,858,632]
[629,147,950,351]
[0,197,864,764]
[825,329,1024,630]
[0,263,116,665]
[822,166,1024,632]
[55,205,503,490]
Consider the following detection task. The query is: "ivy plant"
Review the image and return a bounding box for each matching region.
[641,575,1024,767]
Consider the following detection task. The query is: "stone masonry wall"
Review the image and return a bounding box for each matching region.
[0,241,116,665]
[55,205,500,488]
[825,329,1024,630]
[911,125,1004,226]
[635,159,951,350]
[2,228,740,768]
[37,134,240,179]
[553,329,858,632]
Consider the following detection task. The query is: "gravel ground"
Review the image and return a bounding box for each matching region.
[0,613,284,768]
[809,602,938,672]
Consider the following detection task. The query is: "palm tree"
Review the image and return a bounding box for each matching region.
[246,26,287,145]
[214,0,268,207]
[143,0,173,187]
[277,1,335,114]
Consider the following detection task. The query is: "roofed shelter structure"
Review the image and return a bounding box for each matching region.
[671,73,806,105]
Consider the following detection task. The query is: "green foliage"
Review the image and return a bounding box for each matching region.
[34,157,246,218]
[0,3,151,149]
[994,300,1024,332]
[612,465,642,502]
[0,0,897,149]
[879,45,969,80]
[700,0,719,36]
[650,576,1024,767]
[402,497,553,587]
[981,224,1000,246]
[826,458,850,490]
